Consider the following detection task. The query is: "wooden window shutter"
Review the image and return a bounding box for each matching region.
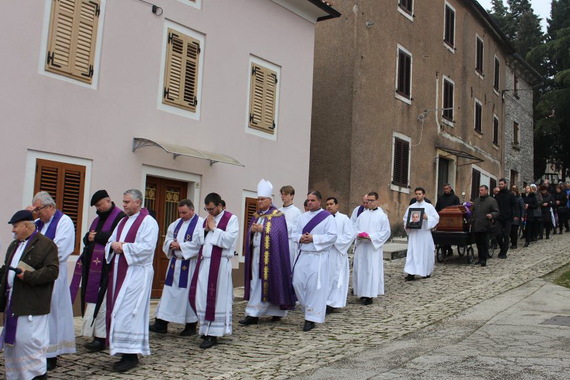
[249,64,277,134]
[46,0,100,83]
[397,50,411,98]
[163,29,200,112]
[242,197,258,255]
[392,138,409,188]
[34,159,86,255]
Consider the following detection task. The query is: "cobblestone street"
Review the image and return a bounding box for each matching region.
[5,233,570,379]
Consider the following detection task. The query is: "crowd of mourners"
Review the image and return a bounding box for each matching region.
[1,177,568,379]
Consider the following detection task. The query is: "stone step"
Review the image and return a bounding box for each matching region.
[383,242,408,260]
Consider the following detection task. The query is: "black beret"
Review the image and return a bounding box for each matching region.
[8,210,34,224]
[90,190,110,206]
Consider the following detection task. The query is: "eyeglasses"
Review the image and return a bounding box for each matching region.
[32,205,48,213]
[204,206,217,212]
[366,199,377,202]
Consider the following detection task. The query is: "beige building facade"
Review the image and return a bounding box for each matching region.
[310,0,538,233]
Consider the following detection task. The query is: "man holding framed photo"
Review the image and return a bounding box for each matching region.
[403,187,439,281]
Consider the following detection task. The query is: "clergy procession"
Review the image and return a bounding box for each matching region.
[5,177,561,379]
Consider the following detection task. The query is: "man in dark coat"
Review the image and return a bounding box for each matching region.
[435,184,460,256]
[0,210,59,380]
[470,186,500,267]
[494,178,517,258]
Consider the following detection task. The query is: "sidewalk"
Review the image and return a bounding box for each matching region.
[3,232,570,379]
[293,278,570,379]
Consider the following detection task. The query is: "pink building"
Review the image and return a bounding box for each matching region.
[0,0,339,295]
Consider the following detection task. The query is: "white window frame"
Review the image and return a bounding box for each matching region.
[390,132,411,194]
[395,44,413,105]
[176,0,201,10]
[245,55,281,141]
[443,1,456,54]
[157,20,205,120]
[441,75,455,127]
[398,0,414,22]
[38,0,107,89]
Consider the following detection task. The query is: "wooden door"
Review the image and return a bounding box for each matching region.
[145,176,188,298]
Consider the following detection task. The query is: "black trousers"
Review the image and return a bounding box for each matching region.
[510,224,519,247]
[474,231,489,264]
[495,219,512,256]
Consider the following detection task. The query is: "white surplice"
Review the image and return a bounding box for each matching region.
[38,213,76,358]
[105,212,158,356]
[194,211,238,337]
[292,209,337,323]
[353,208,391,298]
[327,212,354,308]
[279,204,302,266]
[156,215,204,324]
[403,201,440,277]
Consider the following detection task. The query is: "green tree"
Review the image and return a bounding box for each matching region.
[528,0,570,179]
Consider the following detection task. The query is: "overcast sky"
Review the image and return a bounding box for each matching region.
[477,0,551,31]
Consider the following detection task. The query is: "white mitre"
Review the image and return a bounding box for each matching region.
[257,179,273,198]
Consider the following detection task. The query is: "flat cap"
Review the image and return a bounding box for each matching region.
[90,189,110,206]
[8,210,34,224]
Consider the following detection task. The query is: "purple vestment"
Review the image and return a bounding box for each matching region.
[244,206,296,310]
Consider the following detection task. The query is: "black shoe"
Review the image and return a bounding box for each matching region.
[199,336,217,349]
[480,262,487,267]
[498,255,507,259]
[538,236,543,240]
[85,338,106,352]
[546,235,550,239]
[510,245,517,249]
[553,230,557,235]
[32,373,48,380]
[423,275,431,279]
[363,297,373,305]
[474,261,486,266]
[326,305,334,314]
[112,354,139,372]
[405,274,416,281]
[271,316,282,322]
[180,322,197,336]
[149,318,168,334]
[238,316,259,325]
[303,320,315,332]
[46,357,57,371]
[523,242,530,247]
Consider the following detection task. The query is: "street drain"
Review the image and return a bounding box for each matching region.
[540,315,570,327]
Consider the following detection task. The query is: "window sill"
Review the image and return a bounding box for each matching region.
[474,130,483,138]
[390,183,410,194]
[475,70,484,80]
[443,41,456,54]
[395,92,412,105]
[442,117,455,127]
[511,143,521,151]
[398,7,414,21]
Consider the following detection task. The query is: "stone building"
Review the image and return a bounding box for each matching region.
[503,54,541,187]
[309,0,539,232]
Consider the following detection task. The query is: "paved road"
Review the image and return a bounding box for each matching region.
[4,233,570,379]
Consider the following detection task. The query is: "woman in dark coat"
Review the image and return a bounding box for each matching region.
[539,185,554,239]
[522,185,538,247]
[553,184,569,234]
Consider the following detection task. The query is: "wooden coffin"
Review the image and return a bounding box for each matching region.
[437,205,469,232]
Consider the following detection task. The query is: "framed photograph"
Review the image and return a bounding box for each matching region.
[406,208,424,229]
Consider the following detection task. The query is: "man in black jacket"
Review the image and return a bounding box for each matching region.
[494,178,517,259]
[435,184,460,256]
[470,186,500,267]
[0,210,59,380]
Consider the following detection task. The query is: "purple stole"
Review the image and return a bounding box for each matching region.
[70,206,123,304]
[302,210,331,234]
[357,205,365,217]
[164,214,199,288]
[105,209,149,338]
[189,211,233,321]
[2,230,38,346]
[35,209,63,240]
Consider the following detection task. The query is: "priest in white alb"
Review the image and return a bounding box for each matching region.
[325,196,354,312]
[292,191,337,332]
[189,192,239,349]
[105,189,159,373]
[150,199,203,336]
[403,187,440,281]
[353,192,391,305]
